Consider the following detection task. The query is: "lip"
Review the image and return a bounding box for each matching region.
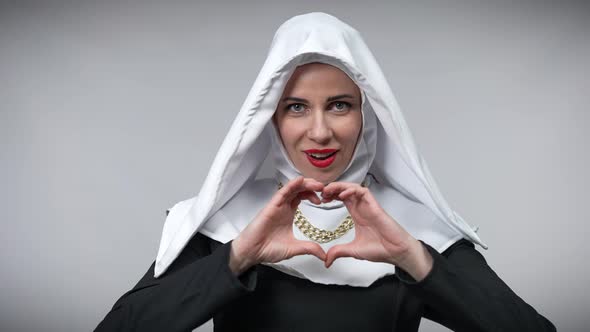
[304,149,338,154]
[303,149,339,168]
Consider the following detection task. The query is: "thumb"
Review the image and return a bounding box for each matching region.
[291,240,327,262]
[325,244,356,268]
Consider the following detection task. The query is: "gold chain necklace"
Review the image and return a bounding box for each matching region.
[293,208,354,243]
[278,181,364,244]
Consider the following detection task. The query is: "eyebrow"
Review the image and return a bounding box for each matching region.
[281,94,356,103]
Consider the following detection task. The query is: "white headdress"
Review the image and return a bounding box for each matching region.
[155,12,487,287]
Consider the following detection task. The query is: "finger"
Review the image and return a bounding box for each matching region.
[285,178,324,202]
[338,187,359,201]
[322,182,351,197]
[321,195,335,203]
[322,182,360,201]
[325,244,358,268]
[290,197,302,210]
[274,176,304,205]
[297,191,322,205]
[291,240,327,262]
[298,178,324,194]
[282,177,318,196]
[339,186,370,202]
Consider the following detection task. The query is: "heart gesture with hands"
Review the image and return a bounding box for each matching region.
[321,182,433,280]
[229,177,327,274]
[230,177,433,281]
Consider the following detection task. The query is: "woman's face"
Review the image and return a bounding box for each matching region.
[273,62,363,184]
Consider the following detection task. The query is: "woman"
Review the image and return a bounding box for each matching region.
[96,12,555,331]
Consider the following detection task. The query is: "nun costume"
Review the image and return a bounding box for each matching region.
[96,12,555,332]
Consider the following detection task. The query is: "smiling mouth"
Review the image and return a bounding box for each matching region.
[303,149,339,168]
[306,151,337,160]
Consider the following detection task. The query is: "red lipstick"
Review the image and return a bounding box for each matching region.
[303,149,338,168]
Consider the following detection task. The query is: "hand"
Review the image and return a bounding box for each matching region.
[229,177,327,275]
[321,182,433,280]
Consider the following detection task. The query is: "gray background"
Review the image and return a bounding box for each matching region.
[1,0,588,331]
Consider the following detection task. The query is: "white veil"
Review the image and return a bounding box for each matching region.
[154,12,487,286]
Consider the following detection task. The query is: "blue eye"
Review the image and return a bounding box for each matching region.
[286,103,306,113]
[331,101,352,112]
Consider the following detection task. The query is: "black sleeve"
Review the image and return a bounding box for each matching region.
[94,232,257,332]
[395,239,556,332]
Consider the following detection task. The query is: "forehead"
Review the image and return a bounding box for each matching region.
[282,62,360,97]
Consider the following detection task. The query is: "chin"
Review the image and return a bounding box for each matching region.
[295,158,345,184]
[304,170,340,185]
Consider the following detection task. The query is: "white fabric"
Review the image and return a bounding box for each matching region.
[154,12,487,286]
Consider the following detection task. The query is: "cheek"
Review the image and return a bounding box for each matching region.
[278,119,305,151]
[336,116,362,147]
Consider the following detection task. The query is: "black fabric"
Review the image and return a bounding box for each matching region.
[95,233,556,332]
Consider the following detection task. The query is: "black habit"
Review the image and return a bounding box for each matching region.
[95,231,556,332]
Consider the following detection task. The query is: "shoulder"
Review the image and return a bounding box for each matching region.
[439,238,488,267]
[442,238,475,254]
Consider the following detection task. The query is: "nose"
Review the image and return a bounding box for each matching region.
[306,110,333,144]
